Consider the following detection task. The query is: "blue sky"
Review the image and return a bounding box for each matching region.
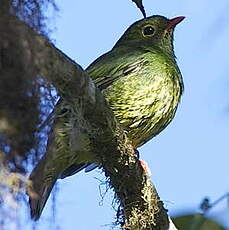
[25,0,229,229]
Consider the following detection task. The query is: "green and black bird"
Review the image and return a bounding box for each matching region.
[28,15,185,220]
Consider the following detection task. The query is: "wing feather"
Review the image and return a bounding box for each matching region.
[86,48,147,90]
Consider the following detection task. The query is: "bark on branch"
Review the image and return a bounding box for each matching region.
[1,15,176,230]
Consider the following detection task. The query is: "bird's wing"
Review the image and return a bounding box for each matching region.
[60,163,99,178]
[86,48,147,90]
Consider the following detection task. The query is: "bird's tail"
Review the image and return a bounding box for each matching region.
[27,155,58,221]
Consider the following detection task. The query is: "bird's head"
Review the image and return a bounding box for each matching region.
[114,15,185,55]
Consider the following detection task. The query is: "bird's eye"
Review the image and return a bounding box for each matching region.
[142,26,155,37]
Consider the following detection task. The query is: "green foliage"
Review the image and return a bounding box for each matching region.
[173,214,226,230]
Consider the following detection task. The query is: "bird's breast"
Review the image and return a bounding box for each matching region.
[103,68,182,147]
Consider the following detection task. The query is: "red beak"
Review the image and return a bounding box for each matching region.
[166,16,185,30]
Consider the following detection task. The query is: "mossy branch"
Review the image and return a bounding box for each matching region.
[3,15,174,229]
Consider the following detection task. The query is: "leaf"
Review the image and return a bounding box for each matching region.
[173,214,226,230]
[131,0,146,18]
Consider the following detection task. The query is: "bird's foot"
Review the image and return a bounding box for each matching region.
[139,160,151,176]
[134,148,140,159]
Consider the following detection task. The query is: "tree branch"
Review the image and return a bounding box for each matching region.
[3,15,176,229]
[131,0,146,18]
